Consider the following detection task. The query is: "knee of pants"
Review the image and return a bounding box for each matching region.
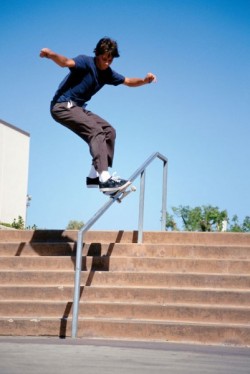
[108,126,116,141]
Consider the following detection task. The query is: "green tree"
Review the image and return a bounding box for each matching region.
[66,220,84,230]
[172,206,202,231]
[168,205,228,232]
[229,215,250,232]
[229,215,242,232]
[201,205,228,232]
[166,213,178,231]
[242,216,250,232]
[0,217,37,230]
[11,216,25,230]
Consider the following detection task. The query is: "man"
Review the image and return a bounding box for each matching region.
[40,37,156,194]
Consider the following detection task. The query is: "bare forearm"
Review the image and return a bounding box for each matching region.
[39,48,75,68]
[124,73,157,87]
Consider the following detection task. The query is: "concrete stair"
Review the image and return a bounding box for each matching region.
[0,230,249,346]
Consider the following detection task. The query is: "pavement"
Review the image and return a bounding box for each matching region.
[0,337,249,374]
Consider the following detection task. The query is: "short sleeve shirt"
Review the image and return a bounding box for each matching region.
[51,55,125,107]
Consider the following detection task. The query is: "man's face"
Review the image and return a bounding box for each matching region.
[95,53,113,70]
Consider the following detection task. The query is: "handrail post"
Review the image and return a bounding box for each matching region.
[138,169,146,243]
[161,160,168,231]
[71,230,84,338]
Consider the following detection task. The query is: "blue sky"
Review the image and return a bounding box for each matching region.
[1,0,249,231]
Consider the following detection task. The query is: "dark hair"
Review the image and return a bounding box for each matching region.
[94,37,120,58]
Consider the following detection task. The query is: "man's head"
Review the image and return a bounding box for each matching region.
[94,37,120,70]
[94,37,120,58]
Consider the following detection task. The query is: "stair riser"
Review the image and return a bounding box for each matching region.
[0,272,75,285]
[0,319,249,346]
[1,286,250,306]
[1,230,250,245]
[0,286,74,301]
[1,272,250,289]
[0,230,135,243]
[0,302,249,324]
[1,257,250,274]
[77,320,250,346]
[82,244,250,260]
[1,243,250,260]
[0,243,76,256]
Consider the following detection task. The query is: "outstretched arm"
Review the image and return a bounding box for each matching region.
[123,72,157,87]
[39,48,75,68]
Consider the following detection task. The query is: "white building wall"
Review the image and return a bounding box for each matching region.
[0,120,30,225]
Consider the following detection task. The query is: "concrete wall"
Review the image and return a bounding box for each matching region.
[0,120,30,225]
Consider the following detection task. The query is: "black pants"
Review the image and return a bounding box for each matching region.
[51,101,116,173]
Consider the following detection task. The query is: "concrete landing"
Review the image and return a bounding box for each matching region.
[0,337,249,374]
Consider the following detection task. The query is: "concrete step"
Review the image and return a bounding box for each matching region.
[0,229,249,346]
[1,285,250,306]
[141,232,250,246]
[2,270,250,289]
[1,230,250,246]
[1,301,249,324]
[1,256,250,274]
[1,242,250,259]
[67,319,250,345]
[0,318,249,346]
[81,243,250,260]
[0,242,76,256]
[1,271,250,288]
[0,230,133,243]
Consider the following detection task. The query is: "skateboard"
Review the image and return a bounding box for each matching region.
[105,182,136,203]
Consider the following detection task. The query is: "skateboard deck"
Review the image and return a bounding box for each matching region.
[105,182,136,203]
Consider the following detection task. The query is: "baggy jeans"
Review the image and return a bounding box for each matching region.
[50,101,116,173]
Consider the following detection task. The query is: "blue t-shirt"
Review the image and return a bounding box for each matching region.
[51,55,125,107]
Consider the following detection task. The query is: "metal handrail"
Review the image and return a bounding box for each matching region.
[71,151,168,338]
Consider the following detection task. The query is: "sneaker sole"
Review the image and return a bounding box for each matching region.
[100,180,131,193]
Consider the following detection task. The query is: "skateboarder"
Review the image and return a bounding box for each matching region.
[40,37,156,193]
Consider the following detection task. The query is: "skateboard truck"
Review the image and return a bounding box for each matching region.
[104,183,136,203]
